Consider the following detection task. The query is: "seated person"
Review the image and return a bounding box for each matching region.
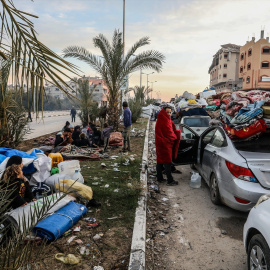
[62,121,70,131]
[62,128,73,146]
[1,164,36,209]
[78,133,90,147]
[72,126,81,141]
[54,131,64,147]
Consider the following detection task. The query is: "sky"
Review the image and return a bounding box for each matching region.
[13,0,270,101]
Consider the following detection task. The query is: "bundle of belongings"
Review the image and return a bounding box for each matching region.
[205,92,232,112]
[176,91,208,110]
[0,149,94,242]
[218,90,270,140]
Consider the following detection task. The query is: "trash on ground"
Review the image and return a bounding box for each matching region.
[74,239,83,244]
[72,226,81,232]
[114,188,119,192]
[113,168,120,172]
[104,184,109,188]
[93,234,101,240]
[101,162,106,167]
[83,217,96,223]
[92,182,99,186]
[55,253,80,265]
[67,235,77,244]
[93,266,104,270]
[161,197,169,201]
[87,222,100,228]
[190,171,201,189]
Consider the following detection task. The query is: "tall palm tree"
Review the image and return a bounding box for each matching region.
[0,0,79,146]
[63,29,165,129]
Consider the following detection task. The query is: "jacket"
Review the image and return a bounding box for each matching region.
[155,108,181,164]
[123,108,132,127]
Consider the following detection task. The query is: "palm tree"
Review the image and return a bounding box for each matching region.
[63,29,165,129]
[127,85,152,106]
[0,0,79,146]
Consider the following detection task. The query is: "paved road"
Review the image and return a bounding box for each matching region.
[146,122,248,270]
[24,110,81,140]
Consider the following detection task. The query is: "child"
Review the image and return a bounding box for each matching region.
[1,164,36,209]
[78,132,90,147]
[102,123,113,152]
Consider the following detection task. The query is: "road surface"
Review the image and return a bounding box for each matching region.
[146,122,248,270]
[24,110,81,140]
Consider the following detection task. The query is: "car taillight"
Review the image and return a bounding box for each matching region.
[225,160,257,183]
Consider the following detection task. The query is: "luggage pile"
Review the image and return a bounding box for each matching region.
[219,90,270,140]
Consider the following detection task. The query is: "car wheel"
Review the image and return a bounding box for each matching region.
[248,234,270,270]
[209,174,221,205]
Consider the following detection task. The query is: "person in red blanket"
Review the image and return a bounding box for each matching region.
[155,105,181,185]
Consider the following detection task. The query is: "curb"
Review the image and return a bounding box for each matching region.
[128,118,150,270]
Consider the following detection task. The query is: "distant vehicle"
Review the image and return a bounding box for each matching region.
[174,124,270,212]
[170,98,175,103]
[244,195,270,269]
[179,115,211,136]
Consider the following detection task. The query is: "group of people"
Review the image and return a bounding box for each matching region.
[57,101,133,153]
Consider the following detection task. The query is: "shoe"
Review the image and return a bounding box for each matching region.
[172,169,182,174]
[167,180,178,186]
[157,178,166,183]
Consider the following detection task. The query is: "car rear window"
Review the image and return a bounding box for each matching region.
[183,118,210,127]
[233,133,270,153]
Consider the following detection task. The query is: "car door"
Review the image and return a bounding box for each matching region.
[200,127,227,184]
[173,124,199,165]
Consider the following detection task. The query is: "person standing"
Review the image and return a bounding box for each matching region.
[102,123,113,152]
[155,105,181,186]
[70,106,77,122]
[122,101,132,152]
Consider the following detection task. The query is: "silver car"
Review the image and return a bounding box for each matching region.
[174,124,270,212]
[180,115,211,136]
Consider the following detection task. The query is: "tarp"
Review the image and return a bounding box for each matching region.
[6,193,75,233]
[0,148,44,175]
[33,201,87,241]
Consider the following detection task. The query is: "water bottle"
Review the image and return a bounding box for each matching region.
[72,169,84,184]
[190,171,201,188]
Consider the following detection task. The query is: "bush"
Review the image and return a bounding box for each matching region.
[129,99,142,123]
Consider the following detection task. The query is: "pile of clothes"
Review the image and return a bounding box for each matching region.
[219,90,270,140]
[205,92,232,112]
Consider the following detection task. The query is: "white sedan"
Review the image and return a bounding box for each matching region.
[244,194,270,269]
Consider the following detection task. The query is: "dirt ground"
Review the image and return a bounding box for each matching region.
[146,122,248,270]
[14,120,147,270]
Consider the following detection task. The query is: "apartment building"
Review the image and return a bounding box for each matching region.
[209,44,242,93]
[239,30,270,90]
[87,77,108,107]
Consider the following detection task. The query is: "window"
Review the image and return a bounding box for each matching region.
[224,64,227,68]
[211,130,226,147]
[262,62,269,68]
[248,49,252,56]
[240,66,243,72]
[247,63,251,70]
[183,118,210,127]
[224,54,228,59]
[261,76,270,82]
[246,76,250,83]
[202,129,216,144]
[262,47,270,53]
[241,53,244,60]
[223,74,227,78]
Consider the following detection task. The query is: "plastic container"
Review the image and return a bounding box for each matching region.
[190,171,201,188]
[58,160,80,176]
[72,169,84,184]
[48,153,63,168]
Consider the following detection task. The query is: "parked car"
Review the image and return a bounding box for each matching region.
[180,115,211,136]
[244,194,270,269]
[173,124,270,211]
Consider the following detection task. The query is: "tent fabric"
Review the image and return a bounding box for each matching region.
[33,201,87,241]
